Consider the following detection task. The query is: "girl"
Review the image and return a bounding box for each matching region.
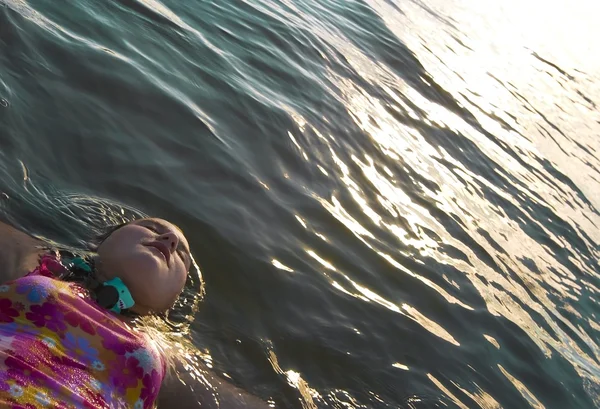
[0,218,269,408]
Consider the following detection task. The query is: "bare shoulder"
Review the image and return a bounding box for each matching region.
[0,220,47,282]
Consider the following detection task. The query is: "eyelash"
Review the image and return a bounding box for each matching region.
[145,225,159,233]
[143,224,187,263]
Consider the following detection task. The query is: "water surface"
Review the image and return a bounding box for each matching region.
[0,0,599,407]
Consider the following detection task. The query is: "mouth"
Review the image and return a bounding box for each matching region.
[146,241,170,266]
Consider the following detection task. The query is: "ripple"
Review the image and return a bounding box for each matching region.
[1,0,599,407]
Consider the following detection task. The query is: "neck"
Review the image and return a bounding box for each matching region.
[91,256,110,283]
[76,255,146,316]
[95,258,153,315]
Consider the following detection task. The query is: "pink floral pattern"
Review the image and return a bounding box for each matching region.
[82,390,106,409]
[140,368,162,406]
[4,356,48,386]
[25,302,66,333]
[58,292,104,336]
[109,356,144,393]
[0,254,166,408]
[0,300,19,324]
[97,322,138,356]
[9,336,53,368]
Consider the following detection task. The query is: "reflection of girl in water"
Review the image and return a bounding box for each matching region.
[0,218,268,408]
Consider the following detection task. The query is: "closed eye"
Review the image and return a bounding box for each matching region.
[143,224,160,234]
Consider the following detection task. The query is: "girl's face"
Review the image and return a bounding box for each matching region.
[97,218,191,314]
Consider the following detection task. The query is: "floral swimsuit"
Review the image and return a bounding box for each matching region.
[0,254,166,408]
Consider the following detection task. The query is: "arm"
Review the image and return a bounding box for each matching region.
[157,358,272,409]
[0,220,46,282]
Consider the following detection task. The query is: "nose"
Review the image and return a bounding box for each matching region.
[159,231,179,253]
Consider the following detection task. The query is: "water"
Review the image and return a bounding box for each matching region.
[1,0,599,407]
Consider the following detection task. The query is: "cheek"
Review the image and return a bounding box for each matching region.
[174,261,189,289]
[122,255,188,310]
[128,250,162,272]
[161,264,188,306]
[100,231,144,261]
[107,249,159,279]
[119,253,164,291]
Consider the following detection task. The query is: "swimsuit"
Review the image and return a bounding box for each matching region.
[0,254,166,408]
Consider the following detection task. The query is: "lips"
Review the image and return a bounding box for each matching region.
[146,241,170,266]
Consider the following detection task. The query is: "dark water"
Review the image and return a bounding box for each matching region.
[1,0,600,407]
